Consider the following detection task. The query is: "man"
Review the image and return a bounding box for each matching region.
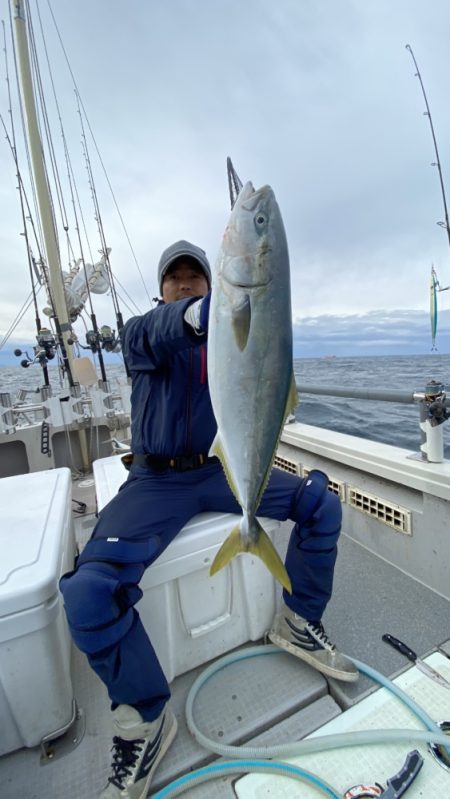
[60,240,357,799]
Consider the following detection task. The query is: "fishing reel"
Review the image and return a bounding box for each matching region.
[84,325,120,353]
[99,325,120,353]
[36,328,57,360]
[14,328,57,368]
[85,329,100,353]
[424,380,449,427]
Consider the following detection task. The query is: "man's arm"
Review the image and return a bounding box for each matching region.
[122,295,209,372]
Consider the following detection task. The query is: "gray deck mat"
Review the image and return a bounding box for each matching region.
[1,529,449,798]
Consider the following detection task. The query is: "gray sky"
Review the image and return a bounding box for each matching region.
[1,0,450,360]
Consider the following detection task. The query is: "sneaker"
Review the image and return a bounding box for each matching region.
[99,704,177,798]
[269,603,359,682]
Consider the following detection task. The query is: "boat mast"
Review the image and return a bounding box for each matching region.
[11,0,75,382]
[12,0,90,470]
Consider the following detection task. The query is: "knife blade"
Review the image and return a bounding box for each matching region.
[382,633,450,690]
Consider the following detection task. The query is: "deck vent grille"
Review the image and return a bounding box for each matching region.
[302,468,346,500]
[274,455,301,476]
[347,487,412,534]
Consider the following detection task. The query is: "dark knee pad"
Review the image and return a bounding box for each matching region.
[60,561,140,654]
[292,470,333,527]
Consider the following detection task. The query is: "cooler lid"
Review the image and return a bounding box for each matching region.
[0,468,72,616]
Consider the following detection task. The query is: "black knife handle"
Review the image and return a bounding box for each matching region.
[386,749,423,796]
[382,634,417,663]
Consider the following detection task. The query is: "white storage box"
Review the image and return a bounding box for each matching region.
[93,456,279,682]
[0,468,76,755]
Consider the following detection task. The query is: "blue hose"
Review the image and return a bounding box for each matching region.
[153,645,450,797]
[350,656,447,740]
[152,759,342,798]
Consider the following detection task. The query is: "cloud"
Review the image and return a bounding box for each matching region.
[2,0,450,355]
[293,308,450,357]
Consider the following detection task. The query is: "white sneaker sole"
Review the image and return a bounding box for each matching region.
[269,631,359,683]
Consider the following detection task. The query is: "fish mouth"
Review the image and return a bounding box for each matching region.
[226,278,272,289]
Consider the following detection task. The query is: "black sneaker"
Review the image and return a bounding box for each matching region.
[99,704,177,798]
[269,603,359,682]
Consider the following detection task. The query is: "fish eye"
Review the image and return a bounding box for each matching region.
[254,212,267,228]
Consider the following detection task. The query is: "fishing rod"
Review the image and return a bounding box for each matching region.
[77,90,129,376]
[227,156,243,209]
[406,44,450,284]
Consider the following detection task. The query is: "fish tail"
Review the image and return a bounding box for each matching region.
[210,519,292,593]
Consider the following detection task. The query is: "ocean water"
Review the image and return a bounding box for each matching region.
[1,354,449,457]
[293,354,450,458]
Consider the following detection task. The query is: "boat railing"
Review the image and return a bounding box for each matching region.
[295,380,449,463]
[0,380,131,435]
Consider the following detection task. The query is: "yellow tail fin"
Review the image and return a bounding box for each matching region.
[210,521,292,593]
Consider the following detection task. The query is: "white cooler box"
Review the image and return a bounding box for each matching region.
[93,456,279,682]
[0,468,76,756]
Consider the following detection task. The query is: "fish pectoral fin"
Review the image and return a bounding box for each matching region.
[209,520,292,594]
[231,294,251,351]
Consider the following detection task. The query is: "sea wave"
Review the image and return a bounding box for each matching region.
[1,354,449,456]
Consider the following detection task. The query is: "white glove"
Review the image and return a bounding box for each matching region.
[184,298,204,334]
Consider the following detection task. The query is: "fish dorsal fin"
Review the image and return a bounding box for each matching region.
[231,294,251,351]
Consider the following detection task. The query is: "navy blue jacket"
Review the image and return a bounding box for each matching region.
[122,297,217,456]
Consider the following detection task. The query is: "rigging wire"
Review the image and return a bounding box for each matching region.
[114,278,143,317]
[0,285,42,351]
[45,0,152,308]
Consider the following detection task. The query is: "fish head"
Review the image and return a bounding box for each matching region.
[218,181,287,292]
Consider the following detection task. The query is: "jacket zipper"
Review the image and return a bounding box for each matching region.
[185,349,193,453]
[200,344,207,385]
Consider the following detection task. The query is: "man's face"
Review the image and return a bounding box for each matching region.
[162,260,209,303]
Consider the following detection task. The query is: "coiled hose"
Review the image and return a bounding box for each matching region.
[153,645,450,797]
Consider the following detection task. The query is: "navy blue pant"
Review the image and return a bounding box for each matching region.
[60,462,341,721]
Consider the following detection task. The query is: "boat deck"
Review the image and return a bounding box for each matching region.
[1,496,449,799]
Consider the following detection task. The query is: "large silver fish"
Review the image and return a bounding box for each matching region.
[208,181,297,592]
